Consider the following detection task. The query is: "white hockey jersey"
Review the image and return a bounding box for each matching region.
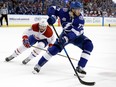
[22,23,56,46]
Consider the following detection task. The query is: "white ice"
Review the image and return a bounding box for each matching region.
[0,26,116,87]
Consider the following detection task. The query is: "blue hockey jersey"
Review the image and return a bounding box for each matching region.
[47,6,72,28]
[47,6,85,36]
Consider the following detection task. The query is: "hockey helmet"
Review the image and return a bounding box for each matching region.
[39,19,48,27]
[39,19,48,32]
[70,1,83,9]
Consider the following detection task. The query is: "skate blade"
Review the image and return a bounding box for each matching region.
[32,70,39,74]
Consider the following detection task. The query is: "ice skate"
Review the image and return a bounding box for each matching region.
[74,66,86,78]
[5,55,15,62]
[32,64,41,74]
[22,57,31,64]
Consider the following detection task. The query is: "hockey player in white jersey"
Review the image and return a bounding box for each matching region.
[5,19,55,64]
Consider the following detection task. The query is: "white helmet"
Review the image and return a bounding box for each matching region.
[39,19,48,27]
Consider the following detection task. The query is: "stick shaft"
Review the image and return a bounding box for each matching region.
[32,46,78,61]
[52,25,95,86]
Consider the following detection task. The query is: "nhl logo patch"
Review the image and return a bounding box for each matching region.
[79,16,84,20]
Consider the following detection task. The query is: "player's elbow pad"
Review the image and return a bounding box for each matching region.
[47,6,56,16]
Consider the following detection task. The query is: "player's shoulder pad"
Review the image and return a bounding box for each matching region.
[48,6,61,16]
[51,6,60,11]
[74,14,84,24]
[32,23,39,32]
[43,26,53,38]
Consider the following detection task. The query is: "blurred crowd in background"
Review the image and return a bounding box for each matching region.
[0,0,116,17]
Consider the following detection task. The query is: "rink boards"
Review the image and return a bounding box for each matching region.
[1,15,116,27]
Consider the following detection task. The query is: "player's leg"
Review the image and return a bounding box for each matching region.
[73,35,94,77]
[0,15,3,26]
[5,14,8,26]
[77,39,93,73]
[22,40,48,64]
[0,17,2,26]
[5,35,37,62]
[5,45,28,62]
[33,40,63,73]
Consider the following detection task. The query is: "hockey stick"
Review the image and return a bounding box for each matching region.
[52,25,95,86]
[32,46,78,61]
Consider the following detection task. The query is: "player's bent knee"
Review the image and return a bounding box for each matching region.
[84,40,93,52]
[48,46,60,56]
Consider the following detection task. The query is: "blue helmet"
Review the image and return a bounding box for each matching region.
[70,1,83,9]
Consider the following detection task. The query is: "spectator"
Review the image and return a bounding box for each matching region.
[0,3,8,26]
[0,0,115,17]
[0,4,1,26]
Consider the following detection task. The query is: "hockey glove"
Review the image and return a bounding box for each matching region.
[47,16,56,25]
[59,36,68,45]
[22,35,31,48]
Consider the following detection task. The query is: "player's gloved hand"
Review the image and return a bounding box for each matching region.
[22,35,31,48]
[47,16,55,25]
[59,36,68,45]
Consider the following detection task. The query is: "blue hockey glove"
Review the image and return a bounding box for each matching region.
[47,16,56,25]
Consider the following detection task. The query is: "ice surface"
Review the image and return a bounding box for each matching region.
[0,26,116,87]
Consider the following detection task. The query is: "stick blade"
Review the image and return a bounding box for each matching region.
[75,73,95,86]
[80,80,95,86]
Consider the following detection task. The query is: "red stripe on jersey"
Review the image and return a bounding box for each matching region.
[32,23,39,32]
[33,50,38,55]
[43,26,53,38]
[17,48,21,54]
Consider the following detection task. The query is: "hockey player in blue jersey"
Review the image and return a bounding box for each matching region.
[33,1,94,77]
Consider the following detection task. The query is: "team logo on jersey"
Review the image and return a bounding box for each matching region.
[62,17,66,21]
[79,16,84,20]
[57,8,60,11]
[63,8,68,12]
